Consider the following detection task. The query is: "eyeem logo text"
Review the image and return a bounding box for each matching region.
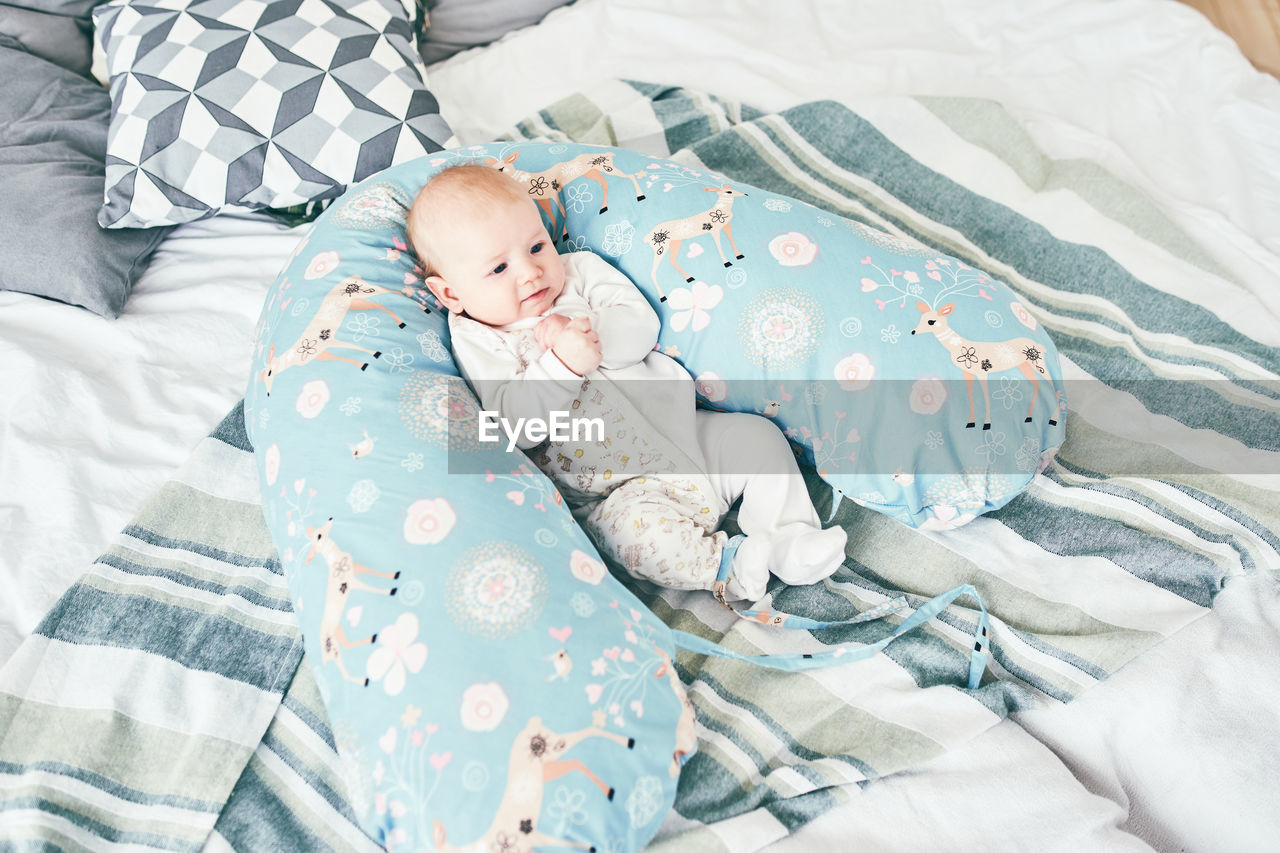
[478,411,605,452]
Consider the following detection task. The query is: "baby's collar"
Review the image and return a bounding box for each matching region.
[498,307,566,333]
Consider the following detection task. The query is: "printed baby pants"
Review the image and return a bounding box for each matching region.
[570,408,847,601]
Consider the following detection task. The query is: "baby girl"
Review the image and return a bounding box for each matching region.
[407,163,845,601]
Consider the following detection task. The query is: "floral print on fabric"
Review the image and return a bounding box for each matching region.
[736,287,825,369]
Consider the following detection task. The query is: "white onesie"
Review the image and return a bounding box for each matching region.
[448,251,846,599]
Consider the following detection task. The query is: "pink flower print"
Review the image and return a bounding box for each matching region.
[366,613,428,697]
[304,250,340,280]
[763,313,793,341]
[768,232,818,267]
[460,682,509,731]
[833,353,876,392]
[570,550,606,585]
[403,497,456,544]
[909,376,947,414]
[264,444,281,486]
[694,371,727,403]
[295,380,330,418]
[1010,301,1038,330]
[667,281,724,332]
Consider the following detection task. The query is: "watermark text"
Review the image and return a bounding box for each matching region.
[478,410,605,452]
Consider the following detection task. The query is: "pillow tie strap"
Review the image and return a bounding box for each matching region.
[679,582,992,690]
[711,533,745,609]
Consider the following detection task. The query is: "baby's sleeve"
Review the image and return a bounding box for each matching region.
[450,317,585,450]
[570,253,661,369]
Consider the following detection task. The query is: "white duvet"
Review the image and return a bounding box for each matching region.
[2,0,1278,849]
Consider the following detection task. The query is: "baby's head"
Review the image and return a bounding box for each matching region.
[408,164,565,326]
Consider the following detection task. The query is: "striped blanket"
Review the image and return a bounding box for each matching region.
[2,81,1275,851]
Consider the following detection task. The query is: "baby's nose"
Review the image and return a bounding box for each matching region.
[519,260,542,285]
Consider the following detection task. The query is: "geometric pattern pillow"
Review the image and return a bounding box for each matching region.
[92,0,455,229]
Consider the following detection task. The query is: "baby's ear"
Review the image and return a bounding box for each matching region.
[424,274,462,312]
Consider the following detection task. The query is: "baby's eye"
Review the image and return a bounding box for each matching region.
[530,241,545,255]
[491,262,507,275]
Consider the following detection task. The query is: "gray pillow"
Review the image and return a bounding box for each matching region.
[95,0,455,229]
[0,2,95,74]
[417,0,574,64]
[2,0,98,13]
[0,36,170,317]
[1,0,100,16]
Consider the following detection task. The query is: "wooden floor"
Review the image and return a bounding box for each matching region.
[1176,0,1280,78]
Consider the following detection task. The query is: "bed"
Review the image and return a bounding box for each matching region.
[2,0,1278,850]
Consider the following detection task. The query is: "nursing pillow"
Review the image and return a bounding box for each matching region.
[244,141,1065,848]
[484,141,1066,528]
[244,181,691,850]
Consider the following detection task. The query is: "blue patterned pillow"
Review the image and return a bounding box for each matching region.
[476,142,1066,528]
[246,171,689,852]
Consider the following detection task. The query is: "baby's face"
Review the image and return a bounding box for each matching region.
[426,195,565,326]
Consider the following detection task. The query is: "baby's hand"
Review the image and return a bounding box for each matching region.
[533,313,571,350]
[553,316,602,375]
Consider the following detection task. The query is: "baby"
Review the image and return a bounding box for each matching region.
[407,164,846,601]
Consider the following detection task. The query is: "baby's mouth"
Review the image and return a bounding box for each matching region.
[523,287,548,304]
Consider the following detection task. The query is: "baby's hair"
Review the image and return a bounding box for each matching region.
[407,163,530,276]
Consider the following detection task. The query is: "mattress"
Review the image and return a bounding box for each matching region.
[2,0,1278,849]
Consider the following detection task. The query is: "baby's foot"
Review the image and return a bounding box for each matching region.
[718,534,770,602]
[770,526,847,586]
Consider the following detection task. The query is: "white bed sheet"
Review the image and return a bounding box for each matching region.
[2,0,1278,849]
[0,213,304,660]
